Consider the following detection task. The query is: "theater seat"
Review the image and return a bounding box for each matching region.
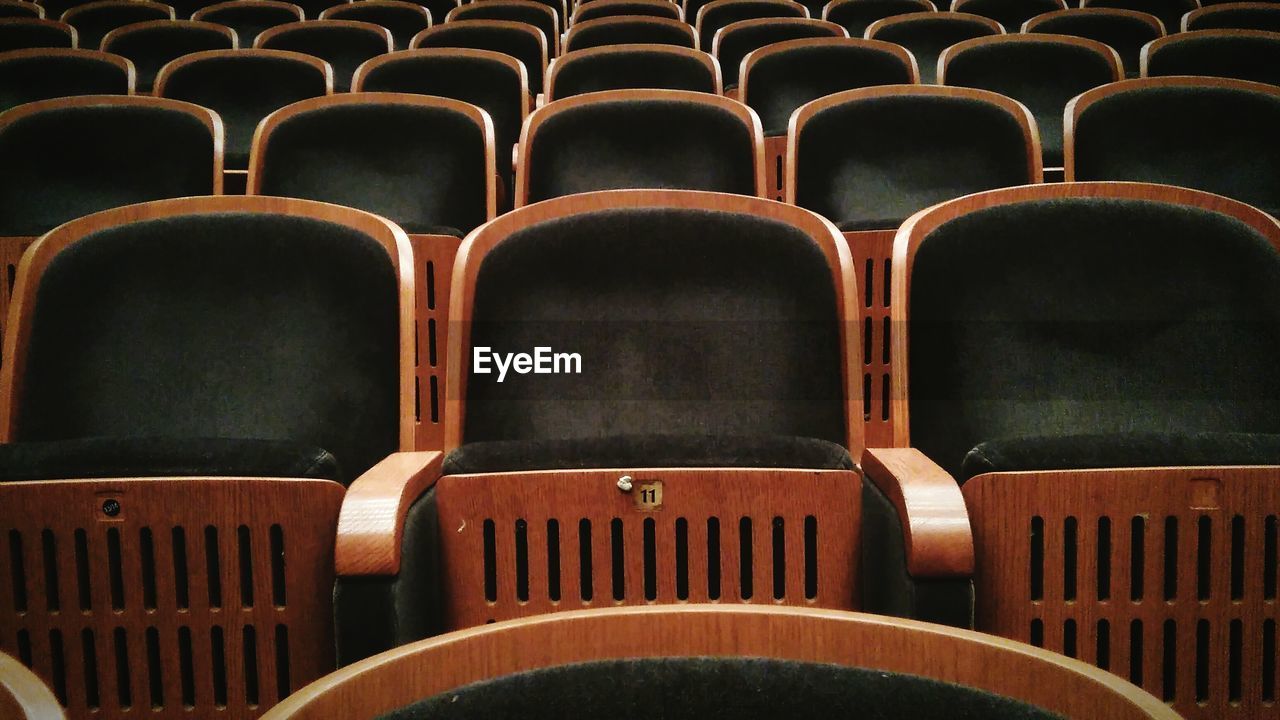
[60,0,173,50]
[573,0,683,23]
[0,47,133,113]
[447,0,560,56]
[952,0,1064,32]
[564,15,697,51]
[1022,8,1163,77]
[545,43,720,99]
[695,0,808,52]
[412,20,548,96]
[0,651,63,720]
[1182,1,1280,30]
[192,0,304,45]
[320,0,432,50]
[100,19,236,92]
[865,11,1002,83]
[822,0,935,37]
[712,16,846,89]
[255,19,392,91]
[1142,28,1280,84]
[1080,0,1195,36]
[0,0,42,18]
[0,17,76,49]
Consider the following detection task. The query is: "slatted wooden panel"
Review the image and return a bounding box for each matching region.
[436,468,859,629]
[845,229,895,448]
[408,234,461,452]
[965,467,1280,720]
[763,135,786,202]
[0,237,37,370]
[0,478,344,720]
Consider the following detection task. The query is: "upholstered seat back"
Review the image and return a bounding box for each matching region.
[413,22,547,90]
[101,20,234,91]
[952,0,1063,31]
[14,211,401,480]
[321,1,431,49]
[62,1,173,50]
[550,45,718,98]
[565,16,695,51]
[575,0,681,22]
[1143,30,1280,85]
[1025,9,1162,75]
[257,21,390,91]
[448,2,557,55]
[192,1,302,46]
[0,18,75,49]
[906,196,1280,478]
[0,2,42,18]
[822,0,934,37]
[0,48,131,113]
[714,18,845,86]
[866,12,1000,83]
[1185,3,1280,31]
[460,207,847,446]
[697,0,806,51]
[1083,0,1196,35]
[0,100,216,236]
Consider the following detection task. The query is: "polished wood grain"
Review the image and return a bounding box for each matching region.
[0,17,76,45]
[1021,7,1166,35]
[865,10,1006,39]
[571,0,684,24]
[544,42,721,99]
[1181,1,1278,31]
[335,451,444,576]
[254,18,394,51]
[965,465,1280,719]
[409,19,548,84]
[1140,27,1280,76]
[448,0,561,55]
[261,605,1180,720]
[937,32,1123,86]
[861,447,973,577]
[0,650,64,719]
[514,88,767,204]
[154,47,334,98]
[0,46,137,91]
[564,14,696,51]
[710,16,847,59]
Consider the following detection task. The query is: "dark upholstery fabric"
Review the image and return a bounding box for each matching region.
[0,436,341,481]
[1086,0,1198,33]
[869,15,999,83]
[15,212,401,483]
[102,23,234,92]
[824,0,934,37]
[716,20,843,87]
[525,98,756,201]
[0,103,215,236]
[442,434,854,473]
[907,198,1280,480]
[684,0,717,27]
[259,24,389,91]
[37,0,93,19]
[575,1,681,22]
[65,4,172,50]
[1186,5,1280,31]
[461,208,847,451]
[0,51,131,113]
[943,39,1116,166]
[793,93,1031,230]
[955,0,1062,30]
[1028,11,1161,76]
[377,658,1063,720]
[0,19,75,50]
[1072,84,1280,216]
[417,0,463,26]
[160,52,328,168]
[698,0,807,51]
[551,47,717,97]
[258,101,489,235]
[961,432,1280,482]
[415,24,546,91]
[566,18,694,51]
[452,4,556,57]
[743,41,914,134]
[0,3,42,18]
[326,4,430,49]
[196,4,299,45]
[1145,32,1280,85]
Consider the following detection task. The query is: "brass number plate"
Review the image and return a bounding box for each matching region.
[635,481,663,511]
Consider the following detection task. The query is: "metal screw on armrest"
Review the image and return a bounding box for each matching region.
[616,475,634,493]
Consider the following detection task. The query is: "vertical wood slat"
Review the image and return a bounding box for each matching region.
[845,230,896,448]
[408,234,461,452]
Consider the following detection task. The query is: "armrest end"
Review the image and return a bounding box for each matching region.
[862,447,974,578]
[335,451,444,577]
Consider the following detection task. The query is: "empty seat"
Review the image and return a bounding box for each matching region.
[192,0,303,43]
[821,0,935,36]
[940,34,1120,168]
[1182,1,1280,29]
[564,15,696,51]
[256,19,392,91]
[37,0,95,20]
[517,89,764,204]
[696,0,808,51]
[1066,76,1280,217]
[412,20,548,97]
[573,0,683,23]
[866,180,1280,719]
[60,0,173,49]
[865,12,1002,83]
[0,651,63,720]
[952,0,1065,31]
[100,19,236,92]
[1080,0,1195,34]
[265,608,1178,719]
[0,17,74,49]
[0,194,416,718]
[320,0,431,50]
[514,0,568,32]
[0,0,41,18]
[448,0,559,56]
[546,43,720,99]
[0,47,132,113]
[713,17,846,88]
[1022,7,1163,75]
[1142,29,1280,84]
[156,48,330,170]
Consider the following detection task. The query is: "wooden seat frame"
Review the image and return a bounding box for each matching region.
[1181,1,1280,31]
[695,0,809,52]
[1140,28,1280,76]
[712,16,847,98]
[0,651,64,720]
[446,0,561,57]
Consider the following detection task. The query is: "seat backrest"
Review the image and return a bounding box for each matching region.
[192,0,303,45]
[713,17,847,87]
[250,93,495,237]
[1022,7,1163,75]
[939,34,1120,167]
[573,0,683,24]
[1066,77,1280,216]
[865,11,1002,83]
[696,0,807,50]
[1080,0,1196,36]
[0,17,76,49]
[896,182,1280,478]
[951,0,1064,31]
[60,0,173,49]
[411,20,547,93]
[445,190,856,453]
[0,1,42,19]
[0,47,133,113]
[517,89,763,204]
[156,49,330,168]
[0,95,221,237]
[320,0,432,49]
[255,19,392,91]
[788,85,1039,230]
[564,15,696,51]
[100,19,236,91]
[447,1,559,56]
[740,37,916,135]
[821,0,935,36]
[546,43,720,99]
[1182,1,1280,30]
[1142,28,1280,84]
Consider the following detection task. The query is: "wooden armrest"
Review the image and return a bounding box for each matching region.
[335,451,444,577]
[861,447,974,578]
